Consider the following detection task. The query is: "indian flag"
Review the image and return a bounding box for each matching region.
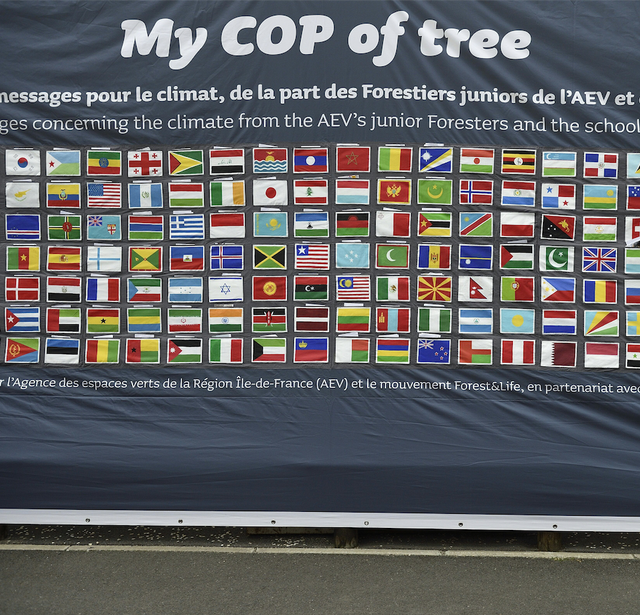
[209,338,243,363]
[85,339,120,363]
[210,180,245,206]
[209,308,243,333]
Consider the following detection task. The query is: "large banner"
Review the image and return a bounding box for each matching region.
[2,1,640,528]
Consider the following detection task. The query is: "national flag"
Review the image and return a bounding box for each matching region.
[584,152,618,178]
[376,307,410,333]
[294,306,329,332]
[6,150,40,176]
[376,211,410,237]
[128,150,162,177]
[294,244,330,269]
[5,337,39,363]
[294,275,328,301]
[458,244,493,270]
[378,179,412,205]
[127,307,162,333]
[293,148,328,173]
[375,338,409,363]
[376,244,409,269]
[376,275,410,301]
[5,307,39,333]
[335,338,370,363]
[127,277,162,302]
[542,151,576,177]
[418,147,452,173]
[459,308,493,334]
[336,275,370,300]
[87,246,122,273]
[626,217,640,243]
[378,146,412,172]
[211,245,243,270]
[542,310,577,335]
[625,280,640,304]
[125,338,160,364]
[583,185,617,210]
[47,247,81,272]
[501,149,536,174]
[46,277,80,302]
[626,248,640,274]
[418,212,452,237]
[582,247,617,273]
[168,150,203,176]
[584,342,619,368]
[252,276,286,301]
[252,338,286,362]
[127,215,162,240]
[459,212,492,237]
[46,150,80,176]
[457,276,492,302]
[335,179,369,205]
[87,150,121,176]
[169,277,204,302]
[6,214,40,240]
[46,303,84,336]
[85,339,120,364]
[210,180,245,207]
[500,244,534,270]
[336,146,370,173]
[5,182,39,208]
[253,148,287,173]
[583,217,617,242]
[87,214,122,240]
[500,212,534,237]
[417,339,451,364]
[168,308,202,333]
[627,343,640,368]
[585,279,617,304]
[335,243,369,268]
[86,308,120,333]
[294,212,329,238]
[628,186,640,210]
[459,179,493,205]
[627,153,640,179]
[46,183,80,208]
[44,338,79,365]
[540,246,573,272]
[541,277,576,302]
[210,148,245,175]
[459,148,494,173]
[47,215,81,241]
[417,276,453,302]
[86,277,120,302]
[252,244,286,270]
[168,182,204,207]
[209,338,243,363]
[170,214,205,240]
[417,179,451,205]
[253,212,286,238]
[169,246,205,271]
[541,215,575,240]
[501,277,534,302]
[209,307,243,333]
[211,212,246,238]
[501,181,535,207]
[501,340,535,365]
[500,308,534,334]
[294,337,328,362]
[458,339,492,364]
[336,212,369,237]
[584,311,619,336]
[337,307,370,332]
[6,246,39,271]
[129,247,161,272]
[627,312,640,336]
[5,276,39,301]
[128,183,162,208]
[417,307,451,333]
[417,244,451,269]
[541,183,576,209]
[253,179,287,206]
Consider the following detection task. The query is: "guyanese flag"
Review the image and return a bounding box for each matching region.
[85,339,120,363]
[168,150,203,176]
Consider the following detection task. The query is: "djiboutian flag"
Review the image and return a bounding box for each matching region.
[501,339,535,365]
[86,339,119,363]
[459,339,492,364]
[209,338,243,363]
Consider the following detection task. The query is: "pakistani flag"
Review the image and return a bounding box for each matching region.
[540,246,573,272]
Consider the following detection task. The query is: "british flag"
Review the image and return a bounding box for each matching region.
[582,247,617,273]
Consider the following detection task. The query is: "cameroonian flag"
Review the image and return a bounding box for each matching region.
[6,246,39,271]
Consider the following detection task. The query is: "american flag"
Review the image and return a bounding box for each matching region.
[87,183,121,208]
[294,244,330,269]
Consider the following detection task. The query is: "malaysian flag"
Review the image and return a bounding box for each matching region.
[336,275,370,300]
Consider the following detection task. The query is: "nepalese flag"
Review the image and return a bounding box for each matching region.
[252,276,287,301]
[458,308,493,334]
[501,149,536,174]
[625,280,640,305]
[210,148,244,175]
[626,248,640,274]
[459,212,492,237]
[211,245,243,270]
[46,183,80,208]
[128,183,162,208]
[253,245,286,270]
[5,307,40,333]
[336,146,371,173]
[293,179,328,205]
[168,150,203,176]
[335,338,370,363]
[86,277,120,302]
[628,186,640,210]
[542,151,576,177]
[5,337,40,363]
[541,183,576,209]
[417,307,451,333]
[417,179,451,205]
[129,247,161,272]
[87,150,121,176]
[253,212,287,238]
[85,339,120,364]
[87,247,122,273]
[584,342,619,369]
[294,307,329,333]
[627,343,640,368]
[336,275,370,301]
[417,339,451,365]
[539,246,574,272]
[582,247,617,273]
[170,214,205,240]
[585,279,617,304]
[417,276,452,302]
[6,149,40,175]
[127,150,162,177]
[335,243,369,268]
[45,150,80,177]
[457,276,492,302]
[5,182,39,208]
[211,213,246,239]
[167,308,203,333]
[253,179,288,206]
[584,310,619,336]
[6,246,40,271]
[458,339,492,365]
[418,212,452,237]
[46,276,81,302]
[125,338,160,364]
[583,217,617,242]
[500,244,534,270]
[336,307,371,333]
[5,276,40,301]
[541,277,576,302]
[293,148,328,173]
[376,307,410,333]
[6,214,40,241]
[336,179,369,205]
[541,215,575,240]
[501,181,535,207]
[378,179,412,205]
[584,152,618,178]
[459,180,493,205]
[127,308,162,333]
[208,276,243,302]
[500,308,535,335]
[88,214,122,240]
[376,276,410,301]
[294,244,330,269]
[253,148,288,173]
[500,212,534,238]
[336,212,369,237]
[376,244,409,269]
[252,338,286,363]
[501,277,535,302]
[127,277,162,302]
[87,183,122,208]
[294,337,329,363]
[542,309,577,335]
[47,247,81,272]
[375,338,410,364]
[294,275,328,301]
[458,244,493,270]
[459,148,494,174]
[210,180,245,207]
[583,185,617,210]
[168,182,204,207]
[44,338,80,365]
[417,244,451,270]
[47,215,81,241]
[209,307,243,333]
[86,307,120,334]
[418,147,452,173]
[376,211,411,238]
[501,339,535,365]
[294,212,329,238]
[378,147,412,172]
[209,338,243,363]
[169,277,204,303]
[127,215,162,241]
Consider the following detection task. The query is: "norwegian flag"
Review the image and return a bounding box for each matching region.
[459,179,493,205]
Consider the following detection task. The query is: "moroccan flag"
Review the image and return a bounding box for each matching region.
[6,246,39,271]
[378,146,412,172]
[336,146,370,173]
[336,212,369,237]
[168,150,203,176]
[86,339,120,363]
[459,339,492,364]
[129,247,162,272]
[125,338,160,363]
